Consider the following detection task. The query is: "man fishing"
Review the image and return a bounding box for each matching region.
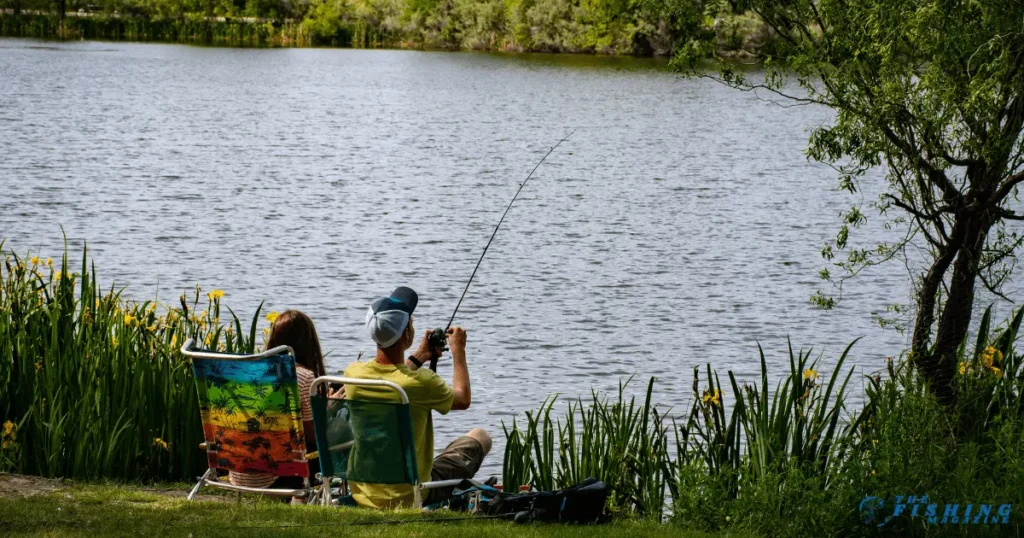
[343,286,492,509]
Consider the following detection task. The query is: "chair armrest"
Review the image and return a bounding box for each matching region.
[305,451,319,460]
[419,478,466,490]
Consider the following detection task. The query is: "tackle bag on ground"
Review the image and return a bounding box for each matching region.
[443,477,610,524]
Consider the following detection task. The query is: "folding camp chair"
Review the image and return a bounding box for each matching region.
[180,338,318,501]
[308,376,464,507]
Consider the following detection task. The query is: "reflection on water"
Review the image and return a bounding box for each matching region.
[4,38,1006,475]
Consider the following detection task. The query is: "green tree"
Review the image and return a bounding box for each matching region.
[676,0,1024,406]
[453,0,505,49]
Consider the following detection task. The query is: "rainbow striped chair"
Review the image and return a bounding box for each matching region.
[181,339,317,501]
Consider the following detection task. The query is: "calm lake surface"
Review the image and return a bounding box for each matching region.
[3,38,1010,474]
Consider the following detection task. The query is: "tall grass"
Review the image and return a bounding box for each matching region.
[680,340,859,487]
[0,241,262,482]
[504,313,1024,535]
[502,377,672,518]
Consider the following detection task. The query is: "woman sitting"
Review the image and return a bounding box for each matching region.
[228,309,326,500]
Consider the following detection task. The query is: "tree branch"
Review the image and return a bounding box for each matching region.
[878,124,963,202]
[882,193,952,221]
[996,207,1024,221]
[980,271,1014,302]
[991,170,1024,204]
[883,194,947,248]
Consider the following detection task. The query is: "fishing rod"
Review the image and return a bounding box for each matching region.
[425,131,575,371]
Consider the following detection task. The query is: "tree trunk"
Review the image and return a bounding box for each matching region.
[911,243,957,368]
[924,209,991,406]
[13,0,21,17]
[911,244,955,354]
[57,0,66,20]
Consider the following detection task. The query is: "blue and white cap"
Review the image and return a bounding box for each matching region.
[365,286,419,348]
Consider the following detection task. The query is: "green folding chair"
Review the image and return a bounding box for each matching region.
[180,338,319,501]
[309,376,464,507]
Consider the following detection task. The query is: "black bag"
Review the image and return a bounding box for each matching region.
[484,478,611,524]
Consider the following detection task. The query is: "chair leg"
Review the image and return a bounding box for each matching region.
[414,484,422,508]
[187,469,214,501]
[319,475,332,506]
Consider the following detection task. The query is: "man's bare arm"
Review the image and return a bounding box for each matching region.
[448,327,471,410]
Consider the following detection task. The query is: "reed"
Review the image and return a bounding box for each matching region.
[0,241,262,482]
[951,305,1024,441]
[502,341,866,520]
[502,377,672,518]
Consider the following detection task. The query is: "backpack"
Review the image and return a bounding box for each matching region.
[443,477,611,524]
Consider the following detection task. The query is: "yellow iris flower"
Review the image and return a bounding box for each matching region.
[701,389,723,406]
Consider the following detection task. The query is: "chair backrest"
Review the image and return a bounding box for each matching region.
[310,376,419,485]
[187,344,310,478]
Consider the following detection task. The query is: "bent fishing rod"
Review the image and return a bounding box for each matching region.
[426,131,575,371]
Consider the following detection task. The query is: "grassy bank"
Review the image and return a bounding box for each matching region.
[0,475,738,538]
[3,243,1024,535]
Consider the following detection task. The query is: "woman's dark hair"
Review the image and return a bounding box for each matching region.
[267,310,326,393]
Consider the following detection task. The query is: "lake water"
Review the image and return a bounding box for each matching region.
[2,38,1009,475]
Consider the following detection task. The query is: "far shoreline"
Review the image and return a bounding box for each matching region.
[0,12,767,64]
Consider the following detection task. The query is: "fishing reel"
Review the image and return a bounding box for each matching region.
[428,327,448,354]
[427,328,448,371]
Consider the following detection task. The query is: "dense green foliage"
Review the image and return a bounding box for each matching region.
[504,308,1024,534]
[0,0,723,52]
[0,12,308,43]
[673,0,1024,407]
[0,242,266,482]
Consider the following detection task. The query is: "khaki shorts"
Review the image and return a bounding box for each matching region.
[424,435,486,504]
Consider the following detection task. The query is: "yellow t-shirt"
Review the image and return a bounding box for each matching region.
[343,360,454,508]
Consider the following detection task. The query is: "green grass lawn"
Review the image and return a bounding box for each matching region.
[0,476,750,537]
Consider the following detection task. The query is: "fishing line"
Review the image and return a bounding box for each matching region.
[428,130,575,370]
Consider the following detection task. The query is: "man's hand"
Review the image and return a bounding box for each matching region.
[446,327,466,355]
[412,331,444,363]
